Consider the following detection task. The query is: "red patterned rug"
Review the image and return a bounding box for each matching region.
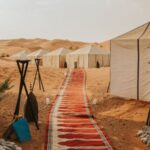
[45,69,114,150]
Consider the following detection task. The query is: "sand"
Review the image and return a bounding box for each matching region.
[0,59,66,150]
[1,58,150,150]
[0,38,110,150]
[86,68,150,150]
[0,39,110,57]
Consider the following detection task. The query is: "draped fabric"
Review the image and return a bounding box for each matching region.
[111,22,150,101]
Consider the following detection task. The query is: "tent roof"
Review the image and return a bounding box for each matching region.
[27,49,48,58]
[46,48,71,56]
[141,22,150,39]
[10,50,30,60]
[113,22,150,40]
[69,45,110,55]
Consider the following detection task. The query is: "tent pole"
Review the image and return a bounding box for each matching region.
[109,40,112,93]
[146,109,150,126]
[137,22,150,100]
[137,39,140,100]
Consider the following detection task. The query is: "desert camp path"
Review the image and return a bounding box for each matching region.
[45,69,114,150]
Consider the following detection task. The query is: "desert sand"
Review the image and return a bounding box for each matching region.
[0,39,110,57]
[86,68,150,150]
[0,38,150,150]
[0,59,150,150]
[0,58,66,150]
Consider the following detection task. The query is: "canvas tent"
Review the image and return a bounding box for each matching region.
[10,50,30,60]
[27,49,48,65]
[43,48,71,68]
[67,45,110,68]
[110,22,150,101]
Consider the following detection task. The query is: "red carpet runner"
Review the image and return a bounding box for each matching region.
[45,69,114,150]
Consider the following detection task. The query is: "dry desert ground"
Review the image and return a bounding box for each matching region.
[0,58,150,150]
[0,38,149,150]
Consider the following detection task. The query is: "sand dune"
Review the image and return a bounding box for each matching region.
[0,38,110,56]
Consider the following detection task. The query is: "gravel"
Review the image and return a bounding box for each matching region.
[0,139,22,150]
[137,125,150,146]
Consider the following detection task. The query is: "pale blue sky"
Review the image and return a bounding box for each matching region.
[0,0,150,42]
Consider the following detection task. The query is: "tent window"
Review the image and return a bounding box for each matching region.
[96,61,100,68]
[64,61,67,68]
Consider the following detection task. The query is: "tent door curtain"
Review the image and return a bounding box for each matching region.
[74,62,78,68]
[64,61,67,68]
[96,61,100,68]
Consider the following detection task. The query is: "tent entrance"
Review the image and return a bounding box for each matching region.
[96,61,100,68]
[74,62,78,68]
[64,61,67,68]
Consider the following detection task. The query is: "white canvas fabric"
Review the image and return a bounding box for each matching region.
[10,50,30,60]
[116,23,149,40]
[67,45,110,68]
[110,22,150,101]
[139,39,150,101]
[27,49,48,65]
[43,48,71,68]
[111,40,138,99]
[27,49,48,59]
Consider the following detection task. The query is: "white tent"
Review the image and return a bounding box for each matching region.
[67,45,110,68]
[43,48,71,68]
[110,22,150,101]
[27,49,48,65]
[10,50,30,60]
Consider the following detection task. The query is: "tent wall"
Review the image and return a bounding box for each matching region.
[88,54,97,68]
[27,50,48,66]
[110,22,150,102]
[84,54,89,68]
[96,55,103,67]
[28,56,43,65]
[139,24,150,101]
[78,55,84,68]
[67,53,110,68]
[66,55,72,68]
[68,55,79,68]
[67,55,72,68]
[51,56,59,68]
[139,39,150,101]
[43,55,67,68]
[78,54,88,68]
[43,56,49,66]
[43,55,50,66]
[110,39,138,99]
[102,55,110,67]
[59,56,66,68]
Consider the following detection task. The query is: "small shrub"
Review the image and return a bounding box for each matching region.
[0,78,11,93]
